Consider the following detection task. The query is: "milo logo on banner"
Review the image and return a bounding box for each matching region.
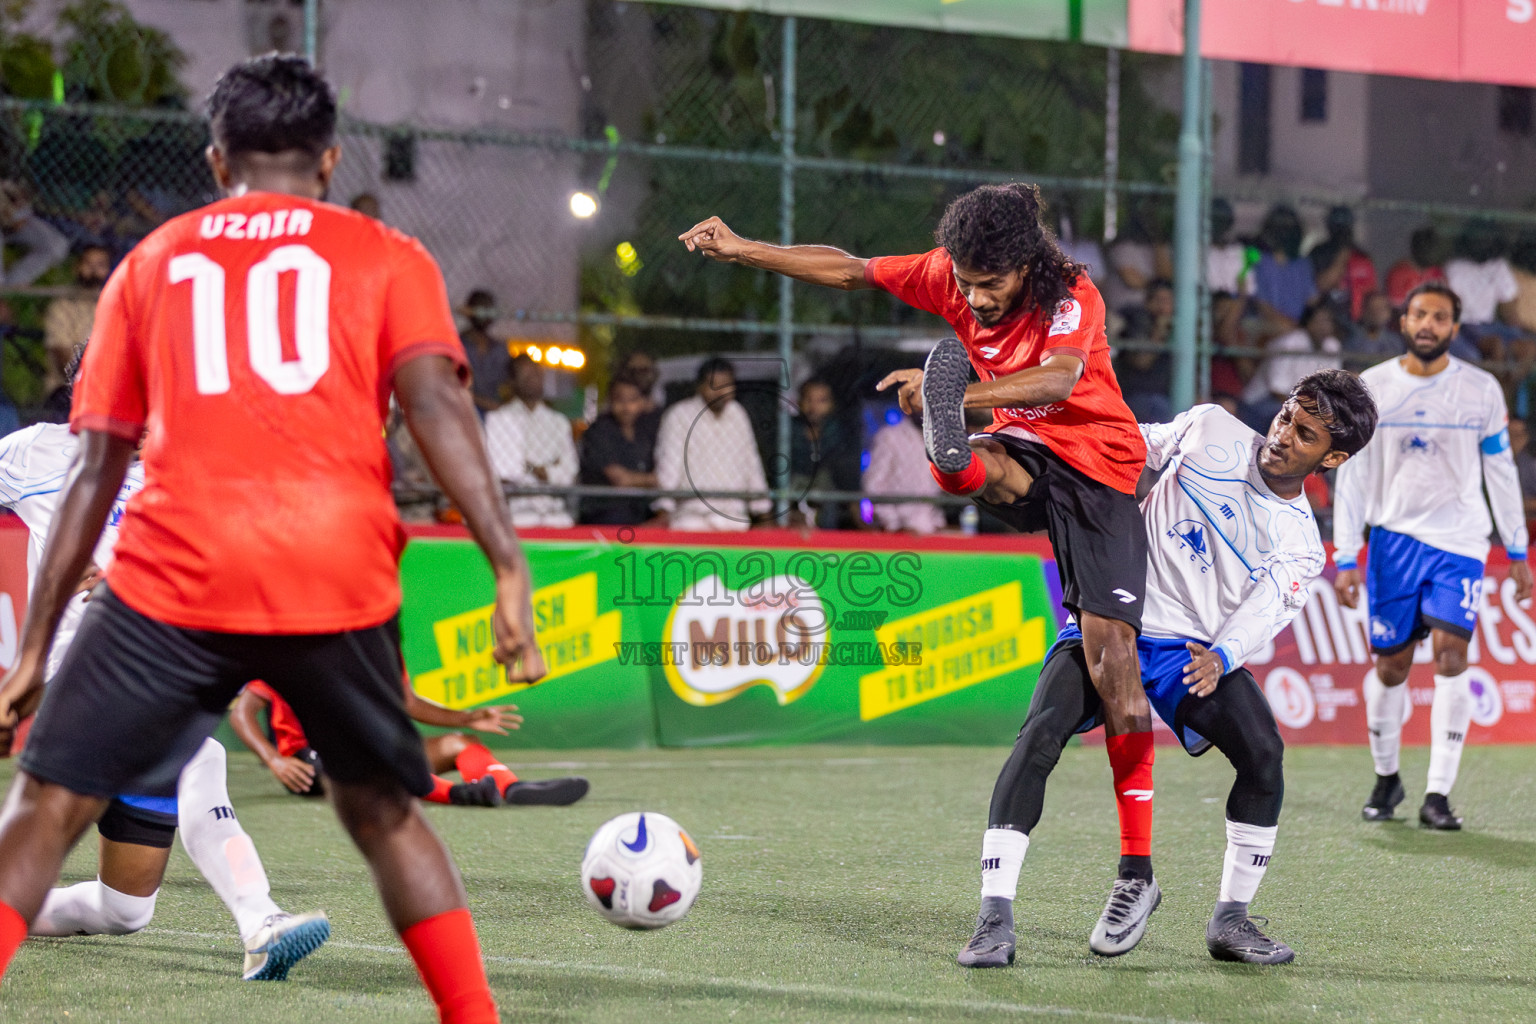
[663,574,828,707]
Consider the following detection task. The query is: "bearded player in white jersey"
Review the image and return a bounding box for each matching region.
[0,419,328,980]
[1333,282,1533,830]
[956,370,1377,967]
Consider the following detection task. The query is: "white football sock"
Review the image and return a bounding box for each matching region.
[1217,819,1277,905]
[30,880,156,936]
[1427,672,1472,796]
[177,739,284,944]
[978,828,1029,900]
[1363,668,1407,777]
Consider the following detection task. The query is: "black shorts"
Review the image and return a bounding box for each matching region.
[98,797,177,849]
[21,586,432,801]
[974,433,1148,632]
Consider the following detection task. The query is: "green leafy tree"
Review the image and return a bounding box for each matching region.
[59,0,186,107]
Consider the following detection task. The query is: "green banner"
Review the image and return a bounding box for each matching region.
[400,537,1058,748]
[643,0,1129,47]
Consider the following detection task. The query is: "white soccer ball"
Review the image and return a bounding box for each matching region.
[580,811,702,929]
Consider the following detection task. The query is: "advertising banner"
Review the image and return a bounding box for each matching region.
[398,531,1058,748]
[1128,0,1536,89]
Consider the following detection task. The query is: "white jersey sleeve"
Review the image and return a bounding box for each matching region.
[1140,405,1218,473]
[1330,431,1370,570]
[1209,523,1325,671]
[1478,396,1529,560]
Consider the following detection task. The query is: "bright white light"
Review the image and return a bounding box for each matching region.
[527,345,542,362]
[561,349,586,369]
[546,346,564,364]
[569,191,598,218]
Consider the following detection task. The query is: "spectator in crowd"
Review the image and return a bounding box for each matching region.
[1385,226,1447,308]
[385,398,437,524]
[459,288,511,415]
[1343,291,1401,372]
[1206,198,1254,340]
[1444,218,1523,360]
[1309,205,1378,324]
[1508,232,1536,337]
[1253,204,1346,331]
[864,409,945,535]
[578,373,660,526]
[654,357,770,531]
[1052,194,1103,283]
[484,355,579,527]
[1103,198,1172,318]
[1114,278,1174,423]
[350,192,381,219]
[0,180,68,286]
[42,243,110,397]
[789,378,859,529]
[616,350,664,411]
[1511,416,1536,522]
[1241,298,1342,431]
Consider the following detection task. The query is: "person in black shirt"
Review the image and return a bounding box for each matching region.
[580,374,661,525]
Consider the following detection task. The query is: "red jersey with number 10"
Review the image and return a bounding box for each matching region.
[865,248,1146,494]
[71,192,467,634]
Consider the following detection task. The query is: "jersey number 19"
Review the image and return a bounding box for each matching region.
[170,244,332,396]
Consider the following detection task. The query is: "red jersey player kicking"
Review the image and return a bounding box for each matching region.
[0,56,539,1024]
[233,678,588,807]
[681,183,1160,959]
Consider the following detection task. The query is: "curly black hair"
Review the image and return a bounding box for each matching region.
[1290,369,1377,457]
[933,183,1085,322]
[206,54,336,164]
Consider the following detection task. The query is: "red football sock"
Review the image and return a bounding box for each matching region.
[455,742,518,793]
[1106,731,1155,857]
[0,900,26,980]
[929,452,987,496]
[401,907,498,1024]
[424,775,455,805]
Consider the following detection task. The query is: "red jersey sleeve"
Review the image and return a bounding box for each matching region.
[381,231,469,384]
[70,257,147,440]
[1041,278,1103,360]
[863,248,955,317]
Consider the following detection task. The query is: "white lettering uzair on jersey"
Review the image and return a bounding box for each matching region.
[1140,406,1325,671]
[1333,356,1527,566]
[198,208,313,241]
[0,423,144,678]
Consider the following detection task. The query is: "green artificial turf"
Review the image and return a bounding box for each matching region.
[1,743,1533,1023]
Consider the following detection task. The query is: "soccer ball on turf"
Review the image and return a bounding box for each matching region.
[580,811,702,929]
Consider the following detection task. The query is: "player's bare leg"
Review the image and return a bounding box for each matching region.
[328,776,498,1023]
[1080,612,1160,955]
[1367,632,1469,829]
[0,775,108,975]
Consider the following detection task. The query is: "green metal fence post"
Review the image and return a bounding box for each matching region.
[304,0,319,64]
[1170,0,1204,413]
[776,16,797,521]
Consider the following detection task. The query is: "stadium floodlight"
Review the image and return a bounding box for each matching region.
[569,191,599,218]
[560,349,585,369]
[527,345,542,362]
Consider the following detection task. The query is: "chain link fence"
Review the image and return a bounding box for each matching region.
[3,1,1536,528]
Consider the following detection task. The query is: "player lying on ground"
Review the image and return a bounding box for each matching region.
[955,370,1377,967]
[0,422,328,980]
[682,184,1162,955]
[0,56,543,1024]
[1333,282,1532,830]
[233,680,589,807]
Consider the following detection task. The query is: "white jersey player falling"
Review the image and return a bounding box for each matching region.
[1332,355,1526,815]
[1141,406,1323,670]
[0,424,292,956]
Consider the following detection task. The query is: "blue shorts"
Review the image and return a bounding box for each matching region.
[1364,528,1483,653]
[1052,624,1213,755]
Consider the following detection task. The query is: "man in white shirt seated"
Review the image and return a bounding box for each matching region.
[654,357,771,531]
[484,355,578,527]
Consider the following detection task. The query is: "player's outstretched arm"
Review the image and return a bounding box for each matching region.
[964,353,1085,409]
[395,354,547,683]
[402,687,522,735]
[0,430,134,752]
[678,216,872,291]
